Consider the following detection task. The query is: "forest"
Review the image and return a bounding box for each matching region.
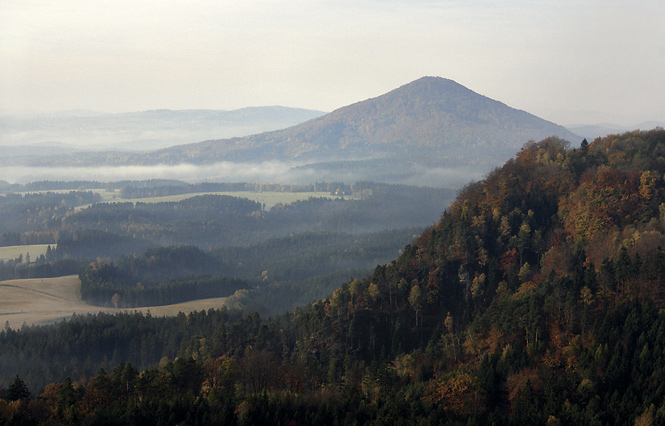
[0,181,451,254]
[3,129,665,424]
[73,228,421,312]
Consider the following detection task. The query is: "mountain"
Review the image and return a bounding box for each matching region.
[148,77,578,165]
[22,77,579,170]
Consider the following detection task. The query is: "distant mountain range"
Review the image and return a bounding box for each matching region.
[0,106,326,156]
[567,121,665,141]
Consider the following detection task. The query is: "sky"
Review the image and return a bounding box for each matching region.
[2,0,664,126]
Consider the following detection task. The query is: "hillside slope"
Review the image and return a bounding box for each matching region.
[285,128,665,423]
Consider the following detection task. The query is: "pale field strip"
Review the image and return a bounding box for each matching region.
[97,190,344,209]
[12,189,345,210]
[0,275,227,330]
[0,244,52,261]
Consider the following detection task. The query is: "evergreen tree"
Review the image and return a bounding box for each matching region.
[7,375,30,400]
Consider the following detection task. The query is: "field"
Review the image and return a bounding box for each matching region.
[15,188,346,210]
[0,244,53,261]
[0,275,228,329]
[94,190,344,209]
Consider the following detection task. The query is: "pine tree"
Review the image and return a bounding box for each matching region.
[7,375,30,400]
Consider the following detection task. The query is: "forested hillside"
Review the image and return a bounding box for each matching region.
[3,129,665,425]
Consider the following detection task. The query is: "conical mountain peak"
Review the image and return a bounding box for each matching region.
[26,77,579,171]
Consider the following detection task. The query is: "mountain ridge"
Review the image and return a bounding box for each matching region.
[148,76,578,164]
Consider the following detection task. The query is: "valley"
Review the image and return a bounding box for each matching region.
[0,179,448,315]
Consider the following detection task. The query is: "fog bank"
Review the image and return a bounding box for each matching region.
[0,161,485,189]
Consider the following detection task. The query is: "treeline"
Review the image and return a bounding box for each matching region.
[70,195,262,226]
[213,229,417,282]
[113,245,223,282]
[54,229,152,260]
[80,269,247,308]
[0,310,248,391]
[0,180,104,193]
[0,232,53,247]
[0,179,355,196]
[76,245,243,308]
[55,188,448,255]
[0,179,191,193]
[56,195,263,254]
[217,228,420,314]
[0,243,72,281]
[0,258,83,282]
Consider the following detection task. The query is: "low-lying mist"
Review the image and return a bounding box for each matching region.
[0,161,485,188]
[1,161,303,185]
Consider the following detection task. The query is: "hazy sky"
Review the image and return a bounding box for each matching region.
[2,0,664,126]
